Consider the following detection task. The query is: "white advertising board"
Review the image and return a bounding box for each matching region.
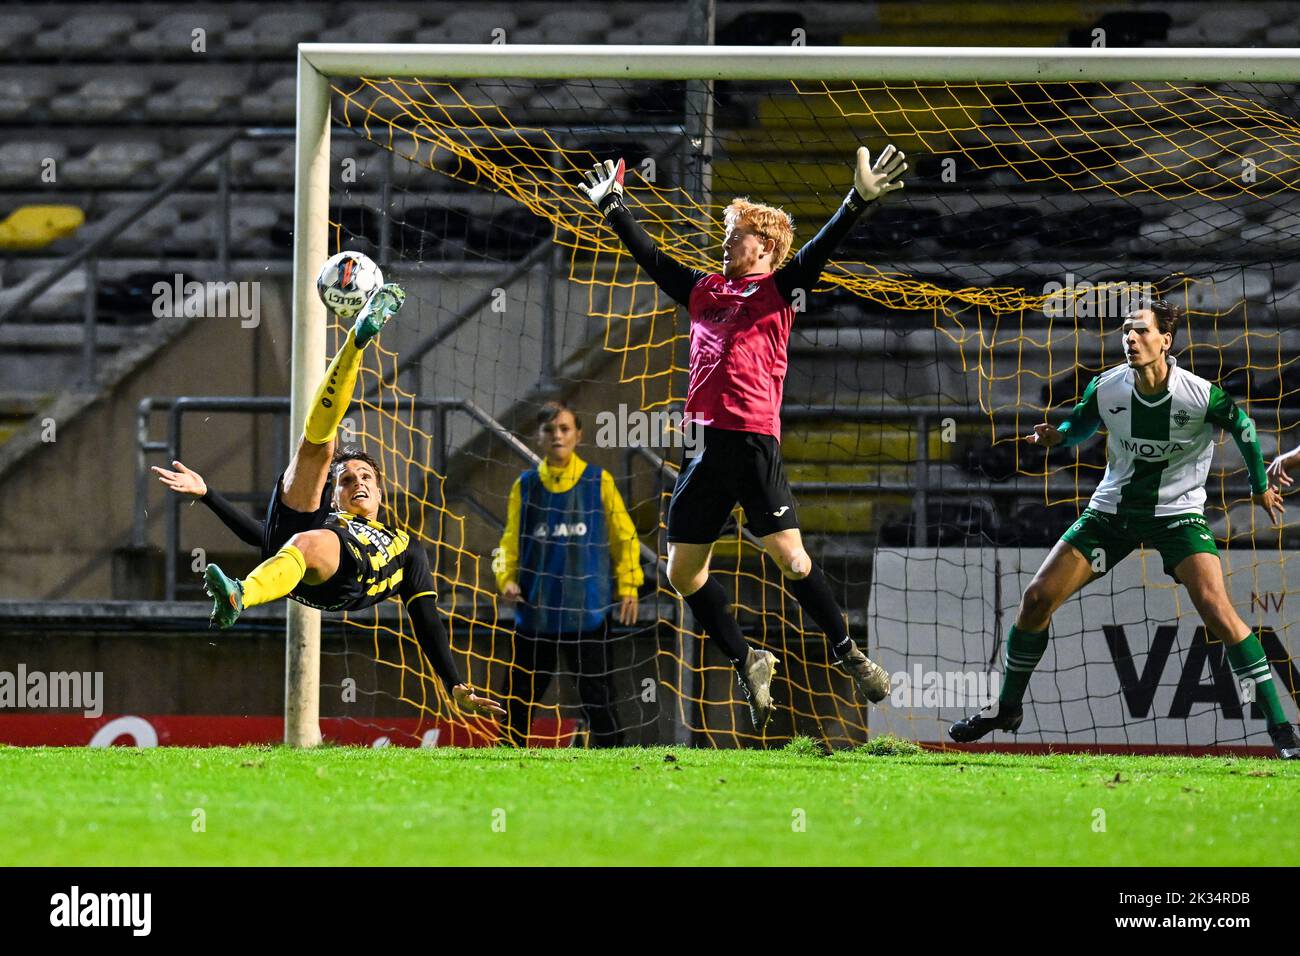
[868,547,1299,748]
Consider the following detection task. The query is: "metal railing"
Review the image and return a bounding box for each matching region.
[0,128,300,386]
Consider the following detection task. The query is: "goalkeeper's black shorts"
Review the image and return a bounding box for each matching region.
[666,425,798,544]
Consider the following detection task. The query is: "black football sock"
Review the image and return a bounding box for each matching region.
[786,563,852,659]
[682,576,751,668]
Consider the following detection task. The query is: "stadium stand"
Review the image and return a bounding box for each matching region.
[1,0,1298,609]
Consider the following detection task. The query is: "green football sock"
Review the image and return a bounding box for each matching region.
[1227,632,1288,726]
[998,623,1049,708]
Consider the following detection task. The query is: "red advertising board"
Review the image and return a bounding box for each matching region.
[0,714,580,748]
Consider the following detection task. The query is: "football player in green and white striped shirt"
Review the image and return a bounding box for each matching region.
[949,299,1299,758]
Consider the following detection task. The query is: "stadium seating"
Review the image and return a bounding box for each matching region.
[146,75,249,122]
[0,14,42,56]
[128,12,233,56]
[1167,7,1270,46]
[4,0,1300,578]
[0,206,84,251]
[1068,10,1170,47]
[1139,205,1246,249]
[62,143,164,187]
[513,10,615,45]
[34,12,136,56]
[1242,209,1300,253]
[465,207,552,261]
[608,12,688,44]
[0,142,67,186]
[414,11,519,44]
[240,77,299,123]
[1004,501,1082,547]
[69,203,183,255]
[224,12,326,57]
[317,12,422,44]
[0,77,57,121]
[50,77,153,121]
[878,497,1001,547]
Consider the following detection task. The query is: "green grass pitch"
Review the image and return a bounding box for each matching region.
[2,741,1295,866]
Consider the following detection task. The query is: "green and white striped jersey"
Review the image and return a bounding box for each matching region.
[1057,357,1268,518]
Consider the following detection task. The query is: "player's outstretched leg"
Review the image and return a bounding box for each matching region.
[761,529,889,704]
[203,533,336,630]
[303,282,405,447]
[203,563,245,629]
[1176,551,1300,760]
[668,542,778,730]
[739,646,779,730]
[351,283,404,349]
[950,538,1095,743]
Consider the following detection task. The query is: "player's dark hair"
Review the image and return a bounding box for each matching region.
[1127,297,1181,347]
[537,400,582,432]
[331,448,383,482]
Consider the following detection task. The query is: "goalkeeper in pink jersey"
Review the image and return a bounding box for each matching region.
[580,145,907,730]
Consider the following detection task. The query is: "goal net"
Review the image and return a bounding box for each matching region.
[292,46,1300,752]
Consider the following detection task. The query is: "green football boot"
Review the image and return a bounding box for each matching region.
[352,282,405,347]
[203,563,245,630]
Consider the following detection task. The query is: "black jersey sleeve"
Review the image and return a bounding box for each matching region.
[774,190,879,304]
[398,545,462,691]
[199,488,266,548]
[601,198,709,307]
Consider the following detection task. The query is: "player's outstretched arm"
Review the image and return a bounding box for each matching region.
[1267,442,1300,489]
[580,158,706,307]
[1208,386,1283,525]
[1029,375,1102,448]
[400,545,505,719]
[153,460,265,547]
[775,144,907,304]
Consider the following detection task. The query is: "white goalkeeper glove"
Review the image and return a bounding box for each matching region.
[581,158,626,212]
[852,144,907,203]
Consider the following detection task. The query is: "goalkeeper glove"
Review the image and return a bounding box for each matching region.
[851,144,907,205]
[581,158,626,213]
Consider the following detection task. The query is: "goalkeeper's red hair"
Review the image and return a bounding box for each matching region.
[724,197,795,270]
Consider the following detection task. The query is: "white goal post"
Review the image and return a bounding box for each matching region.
[287,43,1300,747]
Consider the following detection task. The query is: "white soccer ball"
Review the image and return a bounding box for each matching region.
[316,251,383,318]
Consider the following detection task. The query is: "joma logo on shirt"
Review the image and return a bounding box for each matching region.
[1120,437,1183,459]
[532,522,589,538]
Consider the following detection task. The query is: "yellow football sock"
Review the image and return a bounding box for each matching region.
[240,545,307,608]
[304,328,365,445]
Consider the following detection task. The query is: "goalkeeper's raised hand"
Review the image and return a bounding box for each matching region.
[853,144,907,202]
[581,158,626,212]
[453,683,506,719]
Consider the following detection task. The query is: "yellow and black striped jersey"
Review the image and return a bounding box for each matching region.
[291,512,431,613]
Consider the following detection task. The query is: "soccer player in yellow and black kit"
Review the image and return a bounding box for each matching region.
[164,283,503,719]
